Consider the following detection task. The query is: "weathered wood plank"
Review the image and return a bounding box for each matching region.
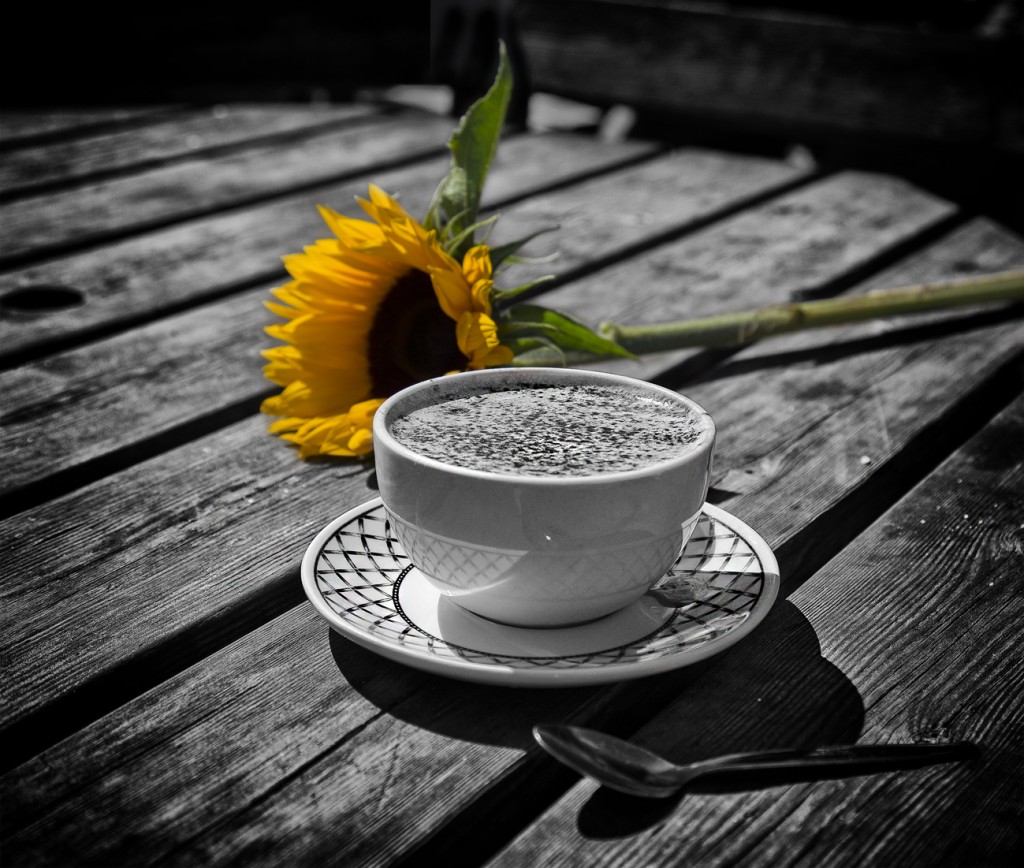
[122,222,1024,868]
[542,171,952,326]
[0,132,666,725]
[0,415,363,741]
[488,146,807,287]
[0,176,985,724]
[0,148,800,500]
[2,220,1021,866]
[486,395,1024,868]
[0,599,557,867]
[0,103,378,194]
[0,108,180,146]
[517,169,961,384]
[0,132,658,363]
[0,111,456,263]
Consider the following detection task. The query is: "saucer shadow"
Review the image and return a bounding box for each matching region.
[329,598,862,772]
[570,600,866,838]
[329,629,598,750]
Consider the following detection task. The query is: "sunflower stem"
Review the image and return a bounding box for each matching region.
[598,269,1024,354]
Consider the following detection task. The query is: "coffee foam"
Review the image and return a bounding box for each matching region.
[389,383,705,476]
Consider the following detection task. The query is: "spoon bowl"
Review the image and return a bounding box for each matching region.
[533,724,979,798]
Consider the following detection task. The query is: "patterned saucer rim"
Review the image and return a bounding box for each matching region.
[301,497,779,687]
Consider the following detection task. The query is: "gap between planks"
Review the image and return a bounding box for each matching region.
[0,106,186,152]
[0,103,386,201]
[0,188,999,753]
[0,168,947,507]
[1,221,1021,828]
[0,145,812,510]
[480,403,1024,868]
[4,318,1020,867]
[359,353,1024,868]
[0,133,664,368]
[0,112,456,270]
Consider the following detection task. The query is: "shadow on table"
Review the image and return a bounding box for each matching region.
[329,599,864,765]
[328,628,597,749]
[571,599,866,837]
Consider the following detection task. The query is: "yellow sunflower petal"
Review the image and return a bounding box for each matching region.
[285,255,380,287]
[470,278,494,314]
[260,375,372,419]
[266,312,369,347]
[266,415,309,435]
[478,343,515,368]
[456,311,510,370]
[428,266,474,321]
[348,397,386,427]
[356,187,408,230]
[264,300,304,321]
[280,410,377,458]
[316,204,387,248]
[345,427,374,454]
[263,184,503,459]
[462,245,493,285]
[368,183,401,209]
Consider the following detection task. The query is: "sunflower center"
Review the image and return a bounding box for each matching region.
[367,269,465,396]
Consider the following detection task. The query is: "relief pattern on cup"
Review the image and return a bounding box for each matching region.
[388,508,701,626]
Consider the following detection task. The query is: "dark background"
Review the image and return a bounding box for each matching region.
[1,0,1020,232]
[0,5,432,106]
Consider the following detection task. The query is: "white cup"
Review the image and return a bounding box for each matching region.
[372,368,715,627]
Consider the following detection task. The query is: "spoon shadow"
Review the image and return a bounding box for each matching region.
[577,749,982,838]
[563,601,867,837]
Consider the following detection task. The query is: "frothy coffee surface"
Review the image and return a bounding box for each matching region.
[389,384,705,476]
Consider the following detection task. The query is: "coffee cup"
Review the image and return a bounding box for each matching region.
[372,368,715,627]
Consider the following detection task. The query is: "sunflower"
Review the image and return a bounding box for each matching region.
[261,185,514,458]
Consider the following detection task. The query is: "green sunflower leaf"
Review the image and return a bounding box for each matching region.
[499,304,636,359]
[489,225,560,269]
[444,213,501,257]
[491,275,556,308]
[425,41,513,256]
[504,336,567,367]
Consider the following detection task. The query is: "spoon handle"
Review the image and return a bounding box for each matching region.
[693,742,979,776]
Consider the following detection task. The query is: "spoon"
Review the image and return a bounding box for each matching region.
[533,724,979,798]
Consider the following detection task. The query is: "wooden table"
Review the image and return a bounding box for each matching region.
[1,100,1021,867]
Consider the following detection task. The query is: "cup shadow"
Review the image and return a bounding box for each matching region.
[570,600,866,838]
[329,597,864,781]
[329,629,599,750]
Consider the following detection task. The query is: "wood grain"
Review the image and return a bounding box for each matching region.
[547,171,953,326]
[529,169,959,382]
[0,200,1003,731]
[488,147,807,288]
[0,133,658,363]
[0,112,457,263]
[0,148,799,500]
[3,220,1021,866]
[0,132,665,726]
[0,103,378,195]
[486,394,1024,868]
[0,108,181,146]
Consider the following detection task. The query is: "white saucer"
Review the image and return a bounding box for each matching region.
[301,497,779,687]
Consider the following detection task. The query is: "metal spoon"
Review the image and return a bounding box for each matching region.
[533,724,978,798]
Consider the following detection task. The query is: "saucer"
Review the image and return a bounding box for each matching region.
[301,497,779,687]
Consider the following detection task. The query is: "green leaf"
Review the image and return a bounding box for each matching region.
[424,42,513,256]
[491,275,556,308]
[488,225,560,269]
[499,304,636,359]
[443,213,501,257]
[504,336,567,367]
